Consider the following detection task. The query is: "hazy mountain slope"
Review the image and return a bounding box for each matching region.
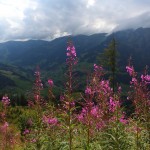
[0,33,106,68]
[82,28,150,71]
[0,28,150,93]
[0,63,32,93]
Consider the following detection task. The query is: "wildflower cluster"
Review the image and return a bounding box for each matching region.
[0,96,18,149]
[126,65,150,117]
[42,115,58,126]
[48,79,54,87]
[0,40,149,150]
[2,96,10,107]
[66,40,78,65]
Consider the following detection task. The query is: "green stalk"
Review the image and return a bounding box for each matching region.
[68,64,73,150]
[136,123,139,150]
[69,102,72,150]
[87,114,90,148]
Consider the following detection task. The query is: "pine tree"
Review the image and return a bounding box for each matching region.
[98,38,118,93]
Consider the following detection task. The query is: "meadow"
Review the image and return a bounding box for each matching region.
[0,40,150,150]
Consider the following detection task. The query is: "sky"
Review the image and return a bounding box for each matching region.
[0,0,150,42]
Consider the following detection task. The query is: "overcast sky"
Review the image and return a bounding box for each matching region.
[0,0,150,42]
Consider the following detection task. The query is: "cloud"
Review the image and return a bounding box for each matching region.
[114,12,150,31]
[0,0,150,42]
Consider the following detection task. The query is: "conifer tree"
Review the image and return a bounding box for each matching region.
[99,38,118,93]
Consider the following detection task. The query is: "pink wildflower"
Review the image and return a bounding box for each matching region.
[141,74,144,81]
[96,121,105,130]
[90,106,98,117]
[99,80,112,94]
[82,107,87,114]
[47,118,58,125]
[77,114,84,122]
[118,86,122,92]
[70,101,75,107]
[2,96,10,107]
[126,66,134,76]
[23,129,30,135]
[0,122,9,133]
[78,104,99,125]
[66,41,78,65]
[132,126,142,133]
[141,74,150,84]
[143,75,150,81]
[85,87,92,95]
[31,139,37,143]
[60,95,65,101]
[34,66,43,90]
[28,100,34,107]
[67,45,76,57]
[94,64,103,72]
[130,77,137,85]
[109,97,119,112]
[48,79,54,87]
[42,115,58,126]
[120,115,128,124]
[94,64,99,71]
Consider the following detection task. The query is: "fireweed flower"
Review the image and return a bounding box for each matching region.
[27,100,34,107]
[94,64,103,73]
[93,64,104,80]
[61,40,78,110]
[31,66,45,106]
[126,66,134,76]
[78,64,111,130]
[126,65,150,122]
[77,104,105,131]
[96,121,105,129]
[67,44,76,57]
[141,74,150,84]
[34,66,43,93]
[47,78,55,100]
[90,106,99,117]
[77,114,84,122]
[118,86,122,92]
[77,107,88,124]
[119,114,128,124]
[31,139,37,143]
[85,87,92,95]
[2,96,10,107]
[23,129,30,135]
[62,100,76,110]
[109,97,119,113]
[63,40,78,150]
[42,115,58,126]
[130,77,137,85]
[60,95,65,101]
[70,101,75,107]
[47,118,58,125]
[66,41,78,65]
[77,104,99,124]
[99,80,112,94]
[48,79,54,87]
[0,122,9,133]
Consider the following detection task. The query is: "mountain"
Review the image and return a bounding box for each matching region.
[81,28,150,71]
[0,28,150,94]
[0,33,106,68]
[0,63,32,93]
[106,28,150,70]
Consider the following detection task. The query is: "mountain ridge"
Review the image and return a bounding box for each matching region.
[0,28,150,93]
